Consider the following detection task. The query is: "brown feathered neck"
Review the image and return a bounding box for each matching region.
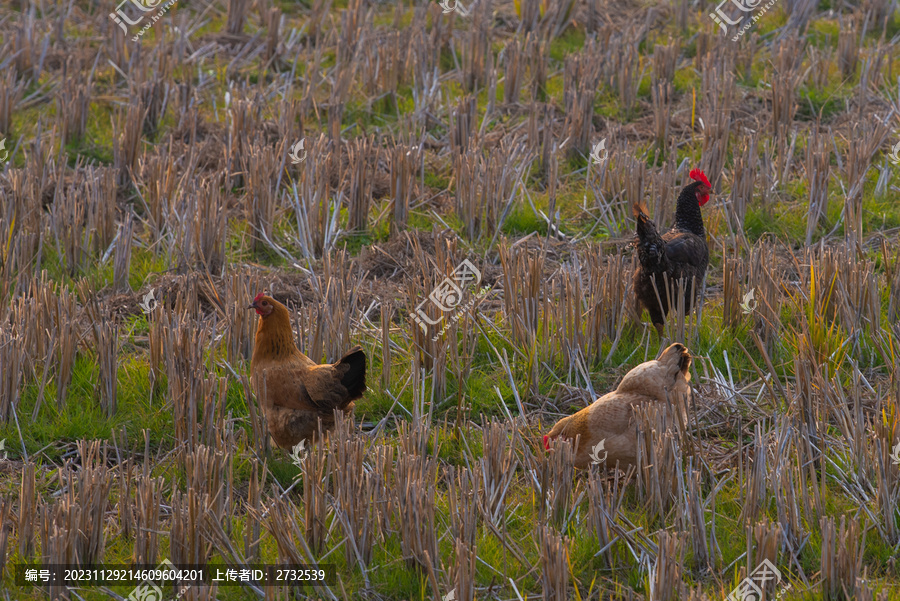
[252,301,297,364]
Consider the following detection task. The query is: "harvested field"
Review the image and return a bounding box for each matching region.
[1,0,900,599]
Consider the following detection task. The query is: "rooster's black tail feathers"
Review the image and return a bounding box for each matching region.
[633,204,668,273]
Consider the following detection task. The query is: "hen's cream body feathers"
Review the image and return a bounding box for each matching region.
[545,343,692,469]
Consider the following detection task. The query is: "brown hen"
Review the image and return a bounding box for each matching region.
[543,343,692,469]
[249,293,366,449]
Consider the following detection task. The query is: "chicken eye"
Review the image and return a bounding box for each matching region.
[261,301,268,306]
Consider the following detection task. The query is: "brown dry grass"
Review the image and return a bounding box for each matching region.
[1,0,900,599]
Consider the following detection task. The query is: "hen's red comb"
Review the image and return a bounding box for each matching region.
[543,435,550,451]
[689,168,711,188]
[253,292,266,303]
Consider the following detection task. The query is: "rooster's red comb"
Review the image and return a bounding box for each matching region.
[689,168,711,188]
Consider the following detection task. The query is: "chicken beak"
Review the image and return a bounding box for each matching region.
[248,302,258,310]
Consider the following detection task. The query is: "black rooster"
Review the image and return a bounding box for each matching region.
[632,169,713,336]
